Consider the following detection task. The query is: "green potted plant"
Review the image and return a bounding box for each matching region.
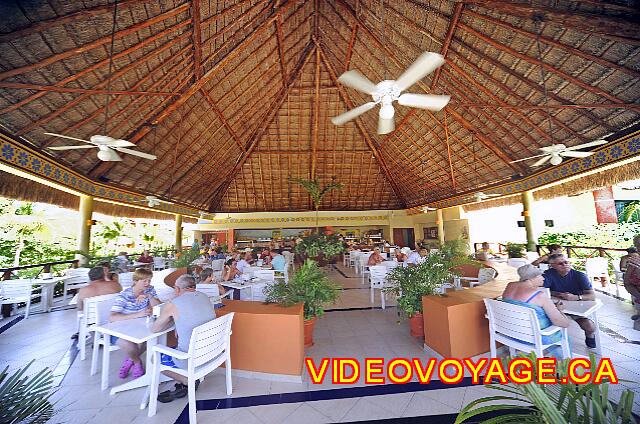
[0,360,58,423]
[294,234,346,265]
[384,251,465,338]
[506,242,526,258]
[264,259,341,347]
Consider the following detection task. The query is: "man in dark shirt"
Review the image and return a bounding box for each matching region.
[544,253,597,348]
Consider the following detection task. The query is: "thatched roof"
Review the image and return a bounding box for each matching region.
[0,0,639,213]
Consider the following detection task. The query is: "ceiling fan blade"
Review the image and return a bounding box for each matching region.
[564,139,608,151]
[331,102,377,125]
[397,93,450,111]
[394,52,445,92]
[510,153,548,163]
[48,145,97,150]
[532,155,551,167]
[114,147,157,160]
[377,115,395,135]
[561,150,592,158]
[110,139,135,147]
[337,70,377,95]
[44,132,93,144]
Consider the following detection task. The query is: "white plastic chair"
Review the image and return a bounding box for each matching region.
[254,269,275,281]
[369,265,389,309]
[249,281,270,302]
[348,251,358,268]
[211,259,225,272]
[63,268,91,302]
[0,279,36,319]
[484,298,570,359]
[454,267,497,288]
[148,313,235,423]
[88,294,121,381]
[585,257,609,285]
[79,293,118,362]
[195,284,233,304]
[153,257,166,271]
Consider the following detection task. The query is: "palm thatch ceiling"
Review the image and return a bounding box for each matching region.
[0,0,639,213]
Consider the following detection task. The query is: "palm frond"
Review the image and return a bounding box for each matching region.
[0,361,58,424]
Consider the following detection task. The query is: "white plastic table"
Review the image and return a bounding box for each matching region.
[220,278,270,300]
[93,317,174,409]
[559,299,603,354]
[32,276,69,312]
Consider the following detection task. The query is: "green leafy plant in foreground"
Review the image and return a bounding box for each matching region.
[0,361,58,424]
[264,259,341,320]
[173,245,201,268]
[455,352,637,424]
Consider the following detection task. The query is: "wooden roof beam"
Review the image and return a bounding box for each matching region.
[465,9,640,80]
[462,0,640,46]
[0,82,177,97]
[0,3,191,81]
[458,22,625,104]
[191,0,203,80]
[449,102,640,111]
[318,43,407,208]
[431,2,463,89]
[344,10,358,73]
[91,0,299,179]
[208,41,316,211]
[275,15,288,87]
[200,89,246,152]
[310,47,321,179]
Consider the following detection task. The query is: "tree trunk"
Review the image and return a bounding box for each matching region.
[13,235,23,267]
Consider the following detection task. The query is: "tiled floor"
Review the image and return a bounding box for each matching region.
[1,264,639,423]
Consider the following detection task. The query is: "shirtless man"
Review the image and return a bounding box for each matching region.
[76,266,122,310]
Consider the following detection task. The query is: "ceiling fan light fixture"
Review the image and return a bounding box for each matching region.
[97,148,121,161]
[549,155,563,166]
[379,104,395,120]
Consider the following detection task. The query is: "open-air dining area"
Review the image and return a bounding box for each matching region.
[1,0,640,423]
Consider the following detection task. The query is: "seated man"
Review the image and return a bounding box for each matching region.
[199,267,226,295]
[269,249,286,272]
[367,248,385,266]
[544,253,597,348]
[151,275,216,402]
[76,266,122,310]
[531,244,563,267]
[406,248,428,267]
[137,249,154,264]
[236,251,253,274]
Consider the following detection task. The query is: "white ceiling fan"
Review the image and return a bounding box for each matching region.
[132,195,170,207]
[510,140,608,167]
[331,52,451,134]
[421,206,437,212]
[45,133,157,162]
[473,192,501,202]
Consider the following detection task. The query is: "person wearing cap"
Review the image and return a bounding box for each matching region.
[396,247,410,262]
[502,265,570,348]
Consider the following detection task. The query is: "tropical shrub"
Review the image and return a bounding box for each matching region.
[506,242,526,258]
[294,234,345,260]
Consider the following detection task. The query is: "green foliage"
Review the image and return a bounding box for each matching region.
[173,245,201,268]
[264,259,341,319]
[384,251,466,316]
[289,177,343,229]
[538,223,640,249]
[439,239,471,260]
[294,234,345,259]
[456,352,637,424]
[619,201,640,223]
[506,242,526,258]
[0,360,58,424]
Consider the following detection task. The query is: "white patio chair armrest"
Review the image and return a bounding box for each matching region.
[457,276,479,281]
[152,345,190,360]
[539,325,563,336]
[221,290,234,299]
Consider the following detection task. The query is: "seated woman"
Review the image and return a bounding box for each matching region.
[200,267,226,294]
[502,264,570,347]
[261,249,272,266]
[109,268,161,379]
[395,247,410,263]
[222,259,242,281]
[367,248,385,266]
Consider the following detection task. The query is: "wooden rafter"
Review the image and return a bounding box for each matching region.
[318,43,407,207]
[208,41,316,211]
[90,0,300,179]
[310,46,321,179]
[463,1,640,46]
[458,22,624,104]
[465,9,640,80]
[2,20,192,117]
[191,0,203,80]
[449,103,640,110]
[431,2,463,89]
[275,15,288,87]
[344,23,358,72]
[0,3,191,81]
[200,89,246,152]
[0,82,177,97]
[443,112,456,190]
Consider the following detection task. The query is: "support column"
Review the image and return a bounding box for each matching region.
[436,209,445,245]
[175,214,183,253]
[77,195,94,265]
[521,191,536,252]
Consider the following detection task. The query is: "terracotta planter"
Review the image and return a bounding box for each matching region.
[304,316,317,347]
[408,312,424,339]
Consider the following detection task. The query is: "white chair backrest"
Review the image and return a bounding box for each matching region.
[541,288,551,298]
[211,259,225,271]
[369,265,388,288]
[153,257,165,266]
[118,272,133,286]
[84,293,119,327]
[478,268,497,284]
[484,299,541,346]
[189,313,234,369]
[196,283,221,298]
[585,257,608,275]
[1,280,32,300]
[254,269,275,281]
[525,251,540,261]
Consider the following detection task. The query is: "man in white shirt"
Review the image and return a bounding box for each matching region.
[236,251,253,274]
[406,248,428,267]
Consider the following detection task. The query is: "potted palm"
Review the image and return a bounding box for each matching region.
[289,176,343,232]
[294,233,346,265]
[384,250,465,338]
[264,259,341,347]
